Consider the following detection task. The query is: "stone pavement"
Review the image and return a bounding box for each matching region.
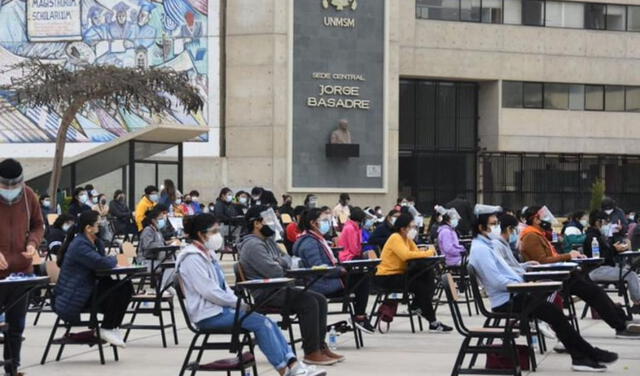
[17,294,640,376]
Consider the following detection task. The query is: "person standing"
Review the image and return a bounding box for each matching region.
[134,185,158,231]
[0,158,45,375]
[445,194,474,236]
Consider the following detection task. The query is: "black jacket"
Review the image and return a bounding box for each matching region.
[214,198,241,221]
[445,197,474,236]
[583,227,616,267]
[68,201,91,217]
[370,220,393,249]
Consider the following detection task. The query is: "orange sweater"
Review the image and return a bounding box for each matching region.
[520,225,571,264]
[376,233,435,276]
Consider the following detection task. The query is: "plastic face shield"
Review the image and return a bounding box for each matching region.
[474,204,503,217]
[537,206,557,224]
[260,208,283,234]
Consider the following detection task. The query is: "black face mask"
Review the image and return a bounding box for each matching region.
[260,225,275,238]
[540,221,552,231]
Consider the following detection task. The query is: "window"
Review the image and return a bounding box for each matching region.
[628,6,640,32]
[606,5,626,31]
[522,0,545,26]
[545,1,585,28]
[461,0,481,22]
[481,0,503,23]
[569,85,585,110]
[626,87,640,112]
[544,83,569,110]
[585,3,606,30]
[504,0,522,24]
[416,0,460,21]
[502,81,523,108]
[585,85,604,111]
[523,82,543,108]
[605,85,625,111]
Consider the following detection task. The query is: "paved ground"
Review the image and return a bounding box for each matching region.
[16,278,640,376]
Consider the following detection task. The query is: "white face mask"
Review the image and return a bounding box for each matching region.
[43,199,51,208]
[225,194,233,203]
[407,228,418,240]
[205,232,224,251]
[239,196,248,205]
[604,209,614,215]
[62,223,72,232]
[579,219,588,227]
[92,196,99,204]
[450,218,459,228]
[192,196,199,202]
[490,225,501,237]
[149,193,159,203]
[79,194,89,204]
[175,199,182,205]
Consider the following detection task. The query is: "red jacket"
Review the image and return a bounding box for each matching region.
[286,222,302,243]
[0,186,44,278]
[338,220,362,262]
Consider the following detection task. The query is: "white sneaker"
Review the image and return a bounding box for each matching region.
[554,342,567,353]
[286,363,327,376]
[100,328,126,348]
[538,322,556,340]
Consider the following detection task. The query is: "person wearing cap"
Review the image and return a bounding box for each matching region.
[134,185,159,231]
[436,206,465,266]
[131,1,157,48]
[521,206,640,339]
[84,5,109,46]
[601,197,628,242]
[369,209,400,250]
[332,193,351,224]
[583,210,640,314]
[468,205,618,372]
[108,1,134,40]
[0,158,45,374]
[375,213,453,333]
[238,206,341,366]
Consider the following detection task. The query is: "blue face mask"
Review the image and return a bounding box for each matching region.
[157,218,166,229]
[319,220,331,235]
[509,232,518,245]
[365,219,375,229]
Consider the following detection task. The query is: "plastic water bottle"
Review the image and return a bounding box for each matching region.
[531,335,538,347]
[244,370,252,376]
[552,231,558,243]
[591,238,600,258]
[328,326,338,350]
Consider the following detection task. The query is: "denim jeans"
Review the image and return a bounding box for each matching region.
[197,308,295,370]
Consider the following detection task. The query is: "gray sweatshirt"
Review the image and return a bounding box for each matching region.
[237,234,291,301]
[176,245,238,324]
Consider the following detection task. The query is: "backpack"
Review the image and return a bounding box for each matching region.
[376,300,398,333]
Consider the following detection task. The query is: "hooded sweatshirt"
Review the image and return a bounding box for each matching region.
[176,244,238,324]
[437,224,465,266]
[237,234,291,301]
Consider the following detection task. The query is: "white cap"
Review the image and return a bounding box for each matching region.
[474,204,502,216]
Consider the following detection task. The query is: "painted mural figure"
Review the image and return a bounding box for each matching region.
[108,1,135,50]
[83,6,109,46]
[132,2,158,48]
[179,11,202,45]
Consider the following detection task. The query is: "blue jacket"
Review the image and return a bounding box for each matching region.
[370,220,393,249]
[54,234,117,323]
[292,234,343,295]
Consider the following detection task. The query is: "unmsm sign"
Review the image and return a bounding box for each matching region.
[27,0,82,41]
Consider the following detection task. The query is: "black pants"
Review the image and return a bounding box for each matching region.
[92,278,134,330]
[326,274,370,316]
[567,273,627,331]
[495,294,596,361]
[266,287,328,355]
[375,269,437,322]
[0,286,29,373]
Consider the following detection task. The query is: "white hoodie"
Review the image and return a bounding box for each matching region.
[176,244,238,324]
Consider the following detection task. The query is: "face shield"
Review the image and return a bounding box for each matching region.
[260,208,284,240]
[537,206,557,224]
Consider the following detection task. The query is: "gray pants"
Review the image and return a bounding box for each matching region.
[589,265,640,303]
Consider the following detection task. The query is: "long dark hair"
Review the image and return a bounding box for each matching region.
[57,210,99,267]
[183,214,218,241]
[392,213,414,233]
[162,179,177,201]
[142,207,163,228]
[71,187,86,206]
[52,214,75,229]
[299,208,323,232]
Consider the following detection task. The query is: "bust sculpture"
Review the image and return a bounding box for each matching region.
[330,119,352,144]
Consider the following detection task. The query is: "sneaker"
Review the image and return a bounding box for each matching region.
[571,358,607,372]
[286,363,326,376]
[352,319,375,335]
[626,322,640,333]
[429,321,453,333]
[100,328,126,348]
[553,342,567,353]
[591,348,618,364]
[538,322,556,340]
[616,329,640,339]
[629,305,640,315]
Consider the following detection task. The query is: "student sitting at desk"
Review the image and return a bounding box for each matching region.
[177,214,325,376]
[469,205,618,372]
[55,211,133,348]
[375,213,452,333]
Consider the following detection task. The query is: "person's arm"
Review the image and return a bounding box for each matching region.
[298,239,342,277]
[439,228,463,260]
[472,248,521,293]
[180,256,237,307]
[73,244,118,271]
[409,239,436,256]
[241,241,285,278]
[388,235,431,261]
[369,225,386,248]
[521,234,571,263]
[214,201,229,220]
[338,224,361,260]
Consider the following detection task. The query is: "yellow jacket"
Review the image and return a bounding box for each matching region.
[135,196,156,231]
[376,233,435,276]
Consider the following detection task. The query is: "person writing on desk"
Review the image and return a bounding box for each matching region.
[55,211,133,348]
[468,204,618,372]
[238,206,342,366]
[177,214,325,376]
[583,210,640,315]
[375,213,453,333]
[520,206,640,339]
[0,158,45,376]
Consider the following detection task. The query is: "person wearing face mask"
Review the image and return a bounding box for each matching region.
[436,207,465,267]
[370,210,400,250]
[332,193,351,225]
[468,206,618,372]
[561,211,588,254]
[139,208,179,291]
[521,206,640,339]
[158,179,180,208]
[279,194,295,218]
[360,208,379,255]
[284,206,306,254]
[185,190,203,215]
[583,210,640,315]
[427,210,444,244]
[55,210,133,349]
[490,214,539,275]
[176,214,325,376]
[68,187,93,217]
[171,194,185,217]
[214,187,241,221]
[46,214,76,255]
[40,194,58,231]
[109,190,137,237]
[234,191,251,214]
[304,194,319,209]
[337,207,366,262]
[250,186,278,208]
[92,193,112,242]
[601,197,628,242]
[294,208,374,334]
[135,185,159,231]
[375,213,453,333]
[0,158,45,375]
[238,206,340,366]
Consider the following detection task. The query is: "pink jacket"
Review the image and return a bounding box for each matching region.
[338,220,362,262]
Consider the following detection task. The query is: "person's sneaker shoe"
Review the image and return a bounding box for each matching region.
[100,329,126,348]
[592,348,618,364]
[538,322,556,340]
[553,342,567,353]
[286,363,326,376]
[616,329,640,339]
[571,358,607,372]
[429,321,453,333]
[625,322,640,333]
[352,318,375,335]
